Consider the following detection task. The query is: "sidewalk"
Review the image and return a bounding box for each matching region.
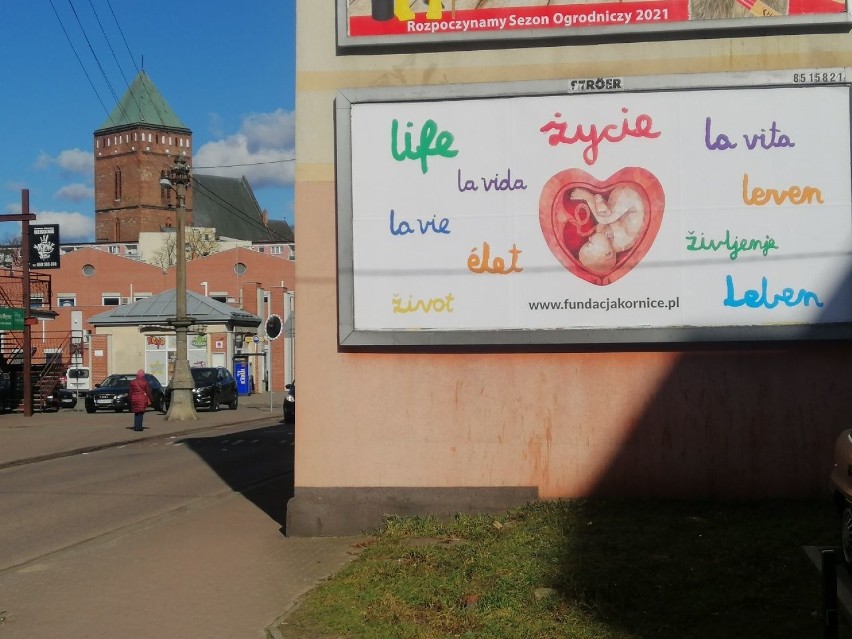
[0,391,362,639]
[0,391,284,468]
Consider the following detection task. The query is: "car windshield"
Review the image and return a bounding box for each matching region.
[100,375,132,388]
[191,369,217,384]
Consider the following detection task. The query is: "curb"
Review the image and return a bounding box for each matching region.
[0,413,280,471]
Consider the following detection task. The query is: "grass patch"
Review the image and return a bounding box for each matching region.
[278,499,847,639]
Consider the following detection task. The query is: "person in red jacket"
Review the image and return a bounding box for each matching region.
[128,369,153,432]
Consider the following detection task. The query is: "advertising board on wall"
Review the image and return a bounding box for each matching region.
[336,70,852,346]
[339,0,849,47]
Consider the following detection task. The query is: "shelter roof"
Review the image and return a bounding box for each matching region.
[88,289,260,328]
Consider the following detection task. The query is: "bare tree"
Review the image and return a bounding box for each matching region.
[151,229,220,269]
[0,233,22,269]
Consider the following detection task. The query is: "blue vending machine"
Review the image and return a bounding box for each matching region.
[234,359,250,396]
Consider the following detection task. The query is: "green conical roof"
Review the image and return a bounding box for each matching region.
[96,70,189,133]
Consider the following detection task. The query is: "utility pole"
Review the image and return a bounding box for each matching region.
[159,157,197,422]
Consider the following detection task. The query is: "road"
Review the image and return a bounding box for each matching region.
[0,417,300,638]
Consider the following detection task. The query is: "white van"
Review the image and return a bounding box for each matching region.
[66,367,92,395]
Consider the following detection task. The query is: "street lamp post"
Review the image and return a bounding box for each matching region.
[159,156,197,421]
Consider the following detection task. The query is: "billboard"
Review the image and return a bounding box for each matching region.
[336,70,852,346]
[339,0,850,47]
[28,224,60,270]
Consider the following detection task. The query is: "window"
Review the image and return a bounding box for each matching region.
[234,262,247,275]
[57,296,76,307]
[212,295,228,303]
[257,247,265,253]
[102,295,120,306]
[126,244,138,256]
[82,264,95,276]
[271,245,283,255]
[108,245,120,254]
[29,296,44,309]
[114,168,122,201]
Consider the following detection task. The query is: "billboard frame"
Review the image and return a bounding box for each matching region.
[335,68,852,348]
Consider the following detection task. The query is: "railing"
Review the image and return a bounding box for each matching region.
[0,330,77,412]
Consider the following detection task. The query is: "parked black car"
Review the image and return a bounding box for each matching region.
[162,367,239,412]
[85,373,166,413]
[283,381,295,423]
[58,388,78,409]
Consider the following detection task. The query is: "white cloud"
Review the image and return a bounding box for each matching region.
[193,109,295,189]
[35,148,92,175]
[55,183,94,202]
[32,211,93,242]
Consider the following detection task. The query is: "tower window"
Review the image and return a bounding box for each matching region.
[114,168,122,201]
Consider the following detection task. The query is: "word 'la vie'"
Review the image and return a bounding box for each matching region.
[389,210,451,236]
[391,119,458,174]
[723,275,823,309]
[704,117,796,151]
[540,107,660,166]
[467,242,523,274]
[392,293,455,314]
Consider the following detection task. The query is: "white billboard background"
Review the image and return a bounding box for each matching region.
[348,85,852,333]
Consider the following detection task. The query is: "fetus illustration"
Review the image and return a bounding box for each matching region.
[539,167,666,286]
[570,185,646,274]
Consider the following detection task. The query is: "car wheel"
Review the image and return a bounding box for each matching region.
[842,506,852,566]
[114,408,123,413]
[86,405,96,414]
[228,394,238,410]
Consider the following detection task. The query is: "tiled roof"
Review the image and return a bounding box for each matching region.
[96,70,189,133]
[88,289,261,328]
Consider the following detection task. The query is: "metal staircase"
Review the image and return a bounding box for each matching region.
[0,268,71,413]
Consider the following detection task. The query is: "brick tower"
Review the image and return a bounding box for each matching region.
[94,70,193,243]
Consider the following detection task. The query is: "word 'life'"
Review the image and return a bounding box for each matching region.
[389,210,451,236]
[539,107,660,165]
[723,275,823,309]
[467,242,523,274]
[391,119,458,174]
[685,230,779,260]
[704,118,796,151]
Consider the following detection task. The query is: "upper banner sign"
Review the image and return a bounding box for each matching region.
[339,0,849,47]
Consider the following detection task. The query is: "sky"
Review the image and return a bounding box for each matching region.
[1,0,296,243]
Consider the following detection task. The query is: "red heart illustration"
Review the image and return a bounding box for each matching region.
[539,167,665,286]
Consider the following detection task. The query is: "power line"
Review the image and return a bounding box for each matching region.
[192,158,294,170]
[47,0,113,120]
[66,0,126,125]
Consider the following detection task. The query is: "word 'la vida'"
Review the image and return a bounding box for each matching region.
[457,168,528,193]
[704,117,796,151]
[467,242,523,274]
[391,119,458,174]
